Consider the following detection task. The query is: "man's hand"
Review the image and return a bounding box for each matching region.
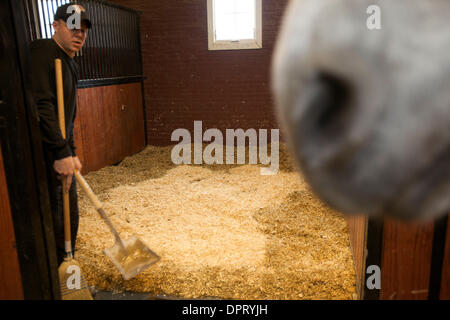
[53,156,74,192]
[73,156,82,173]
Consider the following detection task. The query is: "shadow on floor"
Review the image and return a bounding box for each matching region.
[90,288,220,300]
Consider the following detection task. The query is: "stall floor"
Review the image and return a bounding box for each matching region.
[76,145,357,300]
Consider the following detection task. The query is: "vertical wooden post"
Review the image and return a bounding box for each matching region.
[0,143,24,300]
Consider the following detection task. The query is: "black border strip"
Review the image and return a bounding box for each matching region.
[363,217,384,300]
[77,75,145,88]
[428,213,448,300]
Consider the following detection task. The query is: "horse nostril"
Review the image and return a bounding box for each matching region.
[315,72,351,129]
[295,71,354,142]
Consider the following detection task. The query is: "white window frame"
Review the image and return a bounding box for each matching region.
[207,0,262,51]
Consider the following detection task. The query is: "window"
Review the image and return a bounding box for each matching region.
[36,0,72,38]
[207,0,262,50]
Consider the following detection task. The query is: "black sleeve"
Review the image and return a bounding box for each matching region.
[31,45,73,160]
[68,106,77,157]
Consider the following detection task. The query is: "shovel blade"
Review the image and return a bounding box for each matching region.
[104,236,160,280]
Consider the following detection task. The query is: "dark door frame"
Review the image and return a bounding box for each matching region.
[0,0,60,299]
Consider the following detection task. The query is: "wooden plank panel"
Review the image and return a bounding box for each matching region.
[103,85,123,165]
[76,89,90,173]
[101,85,117,165]
[118,85,129,161]
[73,102,86,173]
[380,219,434,300]
[77,87,106,172]
[81,87,95,172]
[131,82,146,154]
[91,86,107,171]
[121,82,145,156]
[75,83,146,174]
[120,84,133,157]
[0,142,24,300]
[346,215,367,298]
[440,214,450,300]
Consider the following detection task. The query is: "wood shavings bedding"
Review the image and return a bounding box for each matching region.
[76,144,357,299]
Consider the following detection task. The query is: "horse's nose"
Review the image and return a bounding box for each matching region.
[288,71,356,169]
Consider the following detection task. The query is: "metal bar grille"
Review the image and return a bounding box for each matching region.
[23,0,143,85]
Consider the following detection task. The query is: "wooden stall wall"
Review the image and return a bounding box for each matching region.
[74,82,146,174]
[346,214,450,300]
[441,217,450,299]
[356,214,450,300]
[110,0,289,145]
[346,216,367,298]
[0,143,24,300]
[380,220,435,299]
[378,215,450,300]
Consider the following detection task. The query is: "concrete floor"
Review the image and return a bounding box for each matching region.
[90,287,219,300]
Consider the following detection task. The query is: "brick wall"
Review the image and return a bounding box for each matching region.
[110,0,289,145]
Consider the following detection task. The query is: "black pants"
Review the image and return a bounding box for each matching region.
[44,150,79,266]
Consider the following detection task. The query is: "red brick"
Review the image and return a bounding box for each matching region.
[111,0,289,145]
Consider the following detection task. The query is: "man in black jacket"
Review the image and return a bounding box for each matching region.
[30,4,91,265]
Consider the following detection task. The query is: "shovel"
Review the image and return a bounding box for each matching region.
[74,171,160,280]
[55,58,92,300]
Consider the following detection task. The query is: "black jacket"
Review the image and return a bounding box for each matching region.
[30,38,78,160]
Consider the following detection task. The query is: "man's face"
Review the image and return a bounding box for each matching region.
[53,19,88,55]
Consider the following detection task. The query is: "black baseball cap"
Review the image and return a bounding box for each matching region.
[54,4,92,29]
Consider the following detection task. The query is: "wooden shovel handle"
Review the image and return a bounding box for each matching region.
[55,59,72,255]
[74,171,103,210]
[75,171,127,253]
[56,59,66,139]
